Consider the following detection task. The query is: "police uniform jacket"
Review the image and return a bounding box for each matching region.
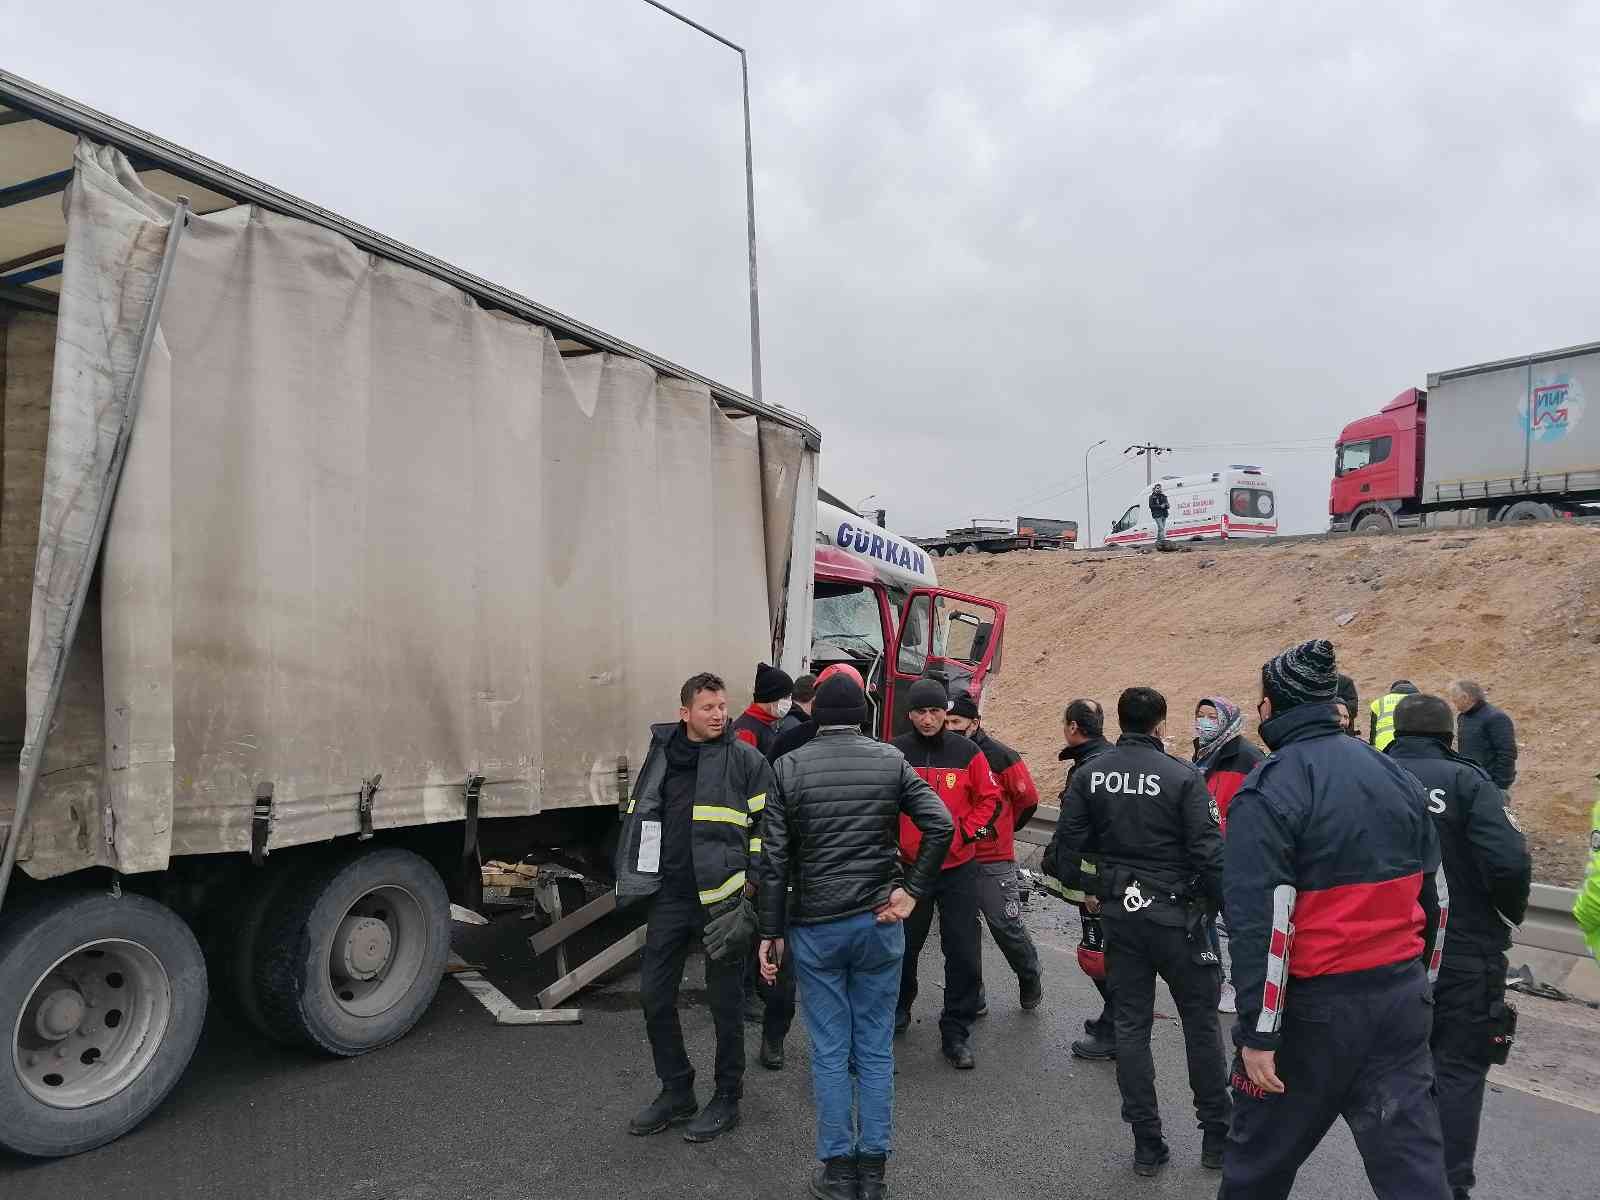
[615,723,776,909]
[1225,703,1444,1051]
[1388,734,1531,961]
[1049,732,1223,926]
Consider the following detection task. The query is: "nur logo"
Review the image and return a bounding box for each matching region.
[1520,374,1585,443]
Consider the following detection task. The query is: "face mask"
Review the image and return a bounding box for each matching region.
[772,697,793,719]
[1195,717,1222,740]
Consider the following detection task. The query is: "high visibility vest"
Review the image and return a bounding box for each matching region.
[1370,693,1406,751]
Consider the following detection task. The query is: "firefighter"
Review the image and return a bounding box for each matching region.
[615,672,775,1144]
[730,662,794,756]
[1368,678,1419,751]
[1389,694,1531,1200]
[1221,641,1449,1200]
[891,678,1002,1069]
[943,694,1043,1013]
[1048,686,1230,1177]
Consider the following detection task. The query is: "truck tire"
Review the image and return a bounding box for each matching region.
[1499,500,1554,523]
[961,544,980,555]
[1354,510,1393,534]
[256,847,450,1057]
[0,891,207,1158]
[206,858,320,1046]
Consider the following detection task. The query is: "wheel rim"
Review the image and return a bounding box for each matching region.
[13,939,173,1109]
[324,884,428,1019]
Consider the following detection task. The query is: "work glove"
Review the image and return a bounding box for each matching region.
[702,895,758,962]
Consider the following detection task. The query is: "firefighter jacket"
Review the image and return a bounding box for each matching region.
[1044,736,1115,902]
[1049,732,1224,927]
[1575,788,1600,964]
[1225,703,1444,1051]
[970,728,1040,864]
[1388,734,1531,960]
[615,722,776,908]
[891,729,1002,870]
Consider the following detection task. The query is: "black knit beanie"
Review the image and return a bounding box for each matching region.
[752,662,794,704]
[906,678,950,712]
[1394,693,1454,739]
[1262,639,1338,712]
[948,693,980,720]
[813,674,868,727]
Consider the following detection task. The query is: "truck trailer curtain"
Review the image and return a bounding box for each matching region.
[13,140,803,878]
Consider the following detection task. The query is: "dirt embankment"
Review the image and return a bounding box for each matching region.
[938,522,1600,885]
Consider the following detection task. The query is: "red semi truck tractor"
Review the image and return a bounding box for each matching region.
[1331,341,1600,532]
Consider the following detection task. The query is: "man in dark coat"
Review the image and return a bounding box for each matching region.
[1450,680,1517,792]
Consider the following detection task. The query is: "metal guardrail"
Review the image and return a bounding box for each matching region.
[1018,807,1584,959]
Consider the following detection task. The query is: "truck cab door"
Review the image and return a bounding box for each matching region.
[884,588,1007,738]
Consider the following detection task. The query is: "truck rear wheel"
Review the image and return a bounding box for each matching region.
[0,891,207,1158]
[256,847,450,1057]
[1354,510,1393,533]
[206,858,320,1046]
[1499,500,1554,522]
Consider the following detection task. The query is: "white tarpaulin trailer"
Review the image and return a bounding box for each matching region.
[0,72,818,1157]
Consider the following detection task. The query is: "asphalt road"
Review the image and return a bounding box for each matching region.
[4,899,1596,1200]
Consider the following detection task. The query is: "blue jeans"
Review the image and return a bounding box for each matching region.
[790,911,905,1160]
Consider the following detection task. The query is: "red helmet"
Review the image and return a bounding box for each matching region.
[817,663,864,689]
[1077,944,1106,981]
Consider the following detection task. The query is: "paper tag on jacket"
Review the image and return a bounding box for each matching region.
[637,820,662,874]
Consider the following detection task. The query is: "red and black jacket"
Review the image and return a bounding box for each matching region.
[970,728,1039,864]
[731,705,780,757]
[891,730,1002,870]
[1200,736,1264,834]
[1223,703,1445,1051]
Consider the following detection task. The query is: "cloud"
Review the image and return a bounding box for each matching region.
[9,0,1598,539]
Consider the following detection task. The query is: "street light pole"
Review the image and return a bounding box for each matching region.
[642,0,764,404]
[1084,438,1108,549]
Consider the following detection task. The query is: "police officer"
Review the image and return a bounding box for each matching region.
[1368,678,1419,750]
[1389,694,1531,1200]
[1048,686,1229,1177]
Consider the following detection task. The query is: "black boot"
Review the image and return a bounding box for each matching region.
[858,1153,888,1199]
[941,1039,976,1070]
[1133,1137,1170,1177]
[759,1036,785,1071]
[1070,1035,1116,1061]
[1020,977,1044,1011]
[975,990,989,1017]
[1201,1130,1226,1171]
[893,1008,911,1036]
[628,1085,697,1136]
[809,1155,859,1200]
[683,1090,741,1143]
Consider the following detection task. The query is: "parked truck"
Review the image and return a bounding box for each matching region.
[0,73,1009,1158]
[1330,341,1600,532]
[912,515,1078,557]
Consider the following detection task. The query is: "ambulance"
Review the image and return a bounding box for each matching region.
[811,498,1005,737]
[1103,467,1278,547]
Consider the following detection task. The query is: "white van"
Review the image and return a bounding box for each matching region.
[1104,467,1278,547]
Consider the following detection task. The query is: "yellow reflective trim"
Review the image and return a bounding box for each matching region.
[748,837,762,853]
[747,793,767,814]
[699,871,746,905]
[693,805,748,826]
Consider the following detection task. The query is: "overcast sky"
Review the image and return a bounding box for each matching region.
[11,0,1600,538]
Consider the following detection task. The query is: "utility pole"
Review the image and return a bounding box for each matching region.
[1125,442,1172,485]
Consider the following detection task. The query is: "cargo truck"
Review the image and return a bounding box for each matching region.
[912,515,1078,557]
[1330,342,1600,532]
[0,73,1008,1158]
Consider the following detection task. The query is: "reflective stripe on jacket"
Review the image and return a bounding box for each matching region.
[615,722,777,907]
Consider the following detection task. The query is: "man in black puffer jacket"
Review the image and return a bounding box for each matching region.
[758,673,953,1200]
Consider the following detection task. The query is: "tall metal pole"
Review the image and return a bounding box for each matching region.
[1084,438,1107,549]
[642,1,763,403]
